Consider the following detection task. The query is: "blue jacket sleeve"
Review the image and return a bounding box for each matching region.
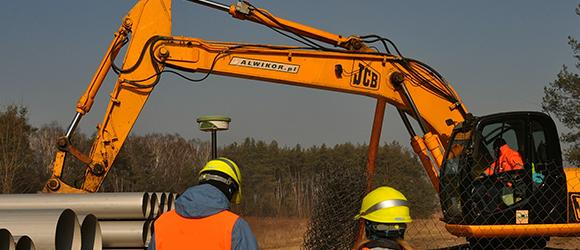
[147,233,156,250]
[231,217,258,250]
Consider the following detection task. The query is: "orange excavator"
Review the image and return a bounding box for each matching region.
[42,0,580,247]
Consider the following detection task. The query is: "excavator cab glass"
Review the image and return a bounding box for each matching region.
[440,112,567,226]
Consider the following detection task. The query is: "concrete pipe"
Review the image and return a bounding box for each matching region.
[155,192,167,217]
[14,236,35,250]
[144,220,153,248]
[0,209,81,250]
[166,193,176,211]
[100,221,150,248]
[147,193,159,220]
[77,214,102,250]
[0,193,151,220]
[0,228,15,250]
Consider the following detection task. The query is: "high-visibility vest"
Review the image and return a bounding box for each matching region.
[485,145,524,176]
[154,209,239,249]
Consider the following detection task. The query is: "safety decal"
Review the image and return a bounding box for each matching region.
[350,61,380,90]
[515,210,528,224]
[229,57,299,73]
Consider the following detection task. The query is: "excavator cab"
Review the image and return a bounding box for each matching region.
[440,111,567,227]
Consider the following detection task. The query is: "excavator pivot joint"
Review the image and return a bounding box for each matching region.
[46,178,61,191]
[390,71,405,88]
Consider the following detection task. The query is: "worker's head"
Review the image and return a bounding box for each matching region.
[493,138,507,155]
[355,186,412,240]
[198,157,242,204]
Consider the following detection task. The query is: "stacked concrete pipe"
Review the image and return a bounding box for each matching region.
[1,229,36,250]
[99,221,152,248]
[0,192,179,249]
[0,193,155,219]
[0,209,80,250]
[153,192,176,217]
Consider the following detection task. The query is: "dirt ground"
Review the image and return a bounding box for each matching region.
[246,217,307,250]
[247,216,580,249]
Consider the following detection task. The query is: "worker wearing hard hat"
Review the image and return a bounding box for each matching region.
[355,186,413,250]
[149,157,258,250]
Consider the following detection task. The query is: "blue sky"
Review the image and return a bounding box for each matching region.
[0,0,578,148]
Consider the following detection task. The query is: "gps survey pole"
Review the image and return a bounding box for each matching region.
[197,116,231,159]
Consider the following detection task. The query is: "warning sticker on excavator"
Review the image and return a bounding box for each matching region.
[229,57,299,73]
[350,61,380,90]
[516,210,529,224]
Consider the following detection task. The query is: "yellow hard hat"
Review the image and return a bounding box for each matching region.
[355,186,412,223]
[198,157,242,204]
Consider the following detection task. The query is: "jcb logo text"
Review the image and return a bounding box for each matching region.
[350,62,379,90]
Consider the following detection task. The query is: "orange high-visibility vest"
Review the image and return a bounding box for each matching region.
[154,209,239,249]
[485,144,524,176]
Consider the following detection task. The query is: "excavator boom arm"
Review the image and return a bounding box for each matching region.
[45,0,467,196]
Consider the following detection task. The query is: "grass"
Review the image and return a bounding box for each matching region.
[246,217,308,250]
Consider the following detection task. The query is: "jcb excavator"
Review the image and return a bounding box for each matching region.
[43,0,580,248]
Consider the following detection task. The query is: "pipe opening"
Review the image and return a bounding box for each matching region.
[157,193,167,216]
[0,228,15,250]
[148,193,159,220]
[15,236,34,250]
[142,193,150,219]
[81,214,102,250]
[167,193,176,211]
[55,209,81,250]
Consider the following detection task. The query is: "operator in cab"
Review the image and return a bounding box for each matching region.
[355,186,413,250]
[483,138,524,176]
[149,157,258,250]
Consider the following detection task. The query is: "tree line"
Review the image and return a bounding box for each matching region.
[0,105,438,218]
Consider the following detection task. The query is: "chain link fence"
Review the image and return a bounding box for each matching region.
[303,165,367,250]
[303,162,580,249]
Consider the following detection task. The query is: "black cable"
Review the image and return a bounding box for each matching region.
[112,36,164,75]
[359,34,456,102]
[115,36,168,88]
[359,34,457,102]
[162,51,225,83]
[360,35,403,57]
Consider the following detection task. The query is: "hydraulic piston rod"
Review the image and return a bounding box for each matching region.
[185,0,229,12]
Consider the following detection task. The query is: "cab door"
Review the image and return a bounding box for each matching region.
[440,112,566,225]
[468,112,566,225]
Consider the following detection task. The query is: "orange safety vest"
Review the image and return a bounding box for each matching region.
[485,144,524,176]
[154,209,239,249]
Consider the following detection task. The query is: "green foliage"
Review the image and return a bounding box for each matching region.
[0,105,35,193]
[222,139,437,218]
[3,111,437,219]
[102,134,207,193]
[542,5,580,165]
